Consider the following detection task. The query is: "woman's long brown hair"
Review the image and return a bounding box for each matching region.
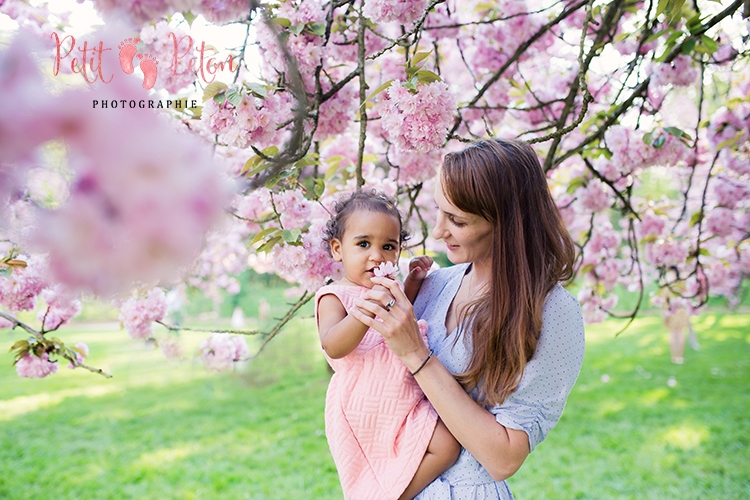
[441,138,576,406]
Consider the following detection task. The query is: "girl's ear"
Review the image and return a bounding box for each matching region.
[330,239,343,262]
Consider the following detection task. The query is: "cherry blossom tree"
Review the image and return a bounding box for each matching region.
[1,0,748,378]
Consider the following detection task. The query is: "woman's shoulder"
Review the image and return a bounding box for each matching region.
[423,263,469,287]
[540,283,585,343]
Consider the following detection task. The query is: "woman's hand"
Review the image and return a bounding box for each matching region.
[350,276,430,370]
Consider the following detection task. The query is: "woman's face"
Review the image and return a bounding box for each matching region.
[433,180,494,267]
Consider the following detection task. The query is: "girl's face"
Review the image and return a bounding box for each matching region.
[330,210,401,288]
[432,180,494,268]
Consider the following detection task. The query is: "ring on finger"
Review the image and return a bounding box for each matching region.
[385,298,396,311]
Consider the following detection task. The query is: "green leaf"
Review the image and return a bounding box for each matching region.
[261,145,279,157]
[643,131,653,145]
[281,229,302,244]
[415,70,442,84]
[313,178,325,197]
[246,161,273,178]
[242,154,263,174]
[257,235,282,253]
[663,126,684,138]
[182,10,197,27]
[246,82,268,98]
[289,23,305,36]
[652,135,666,148]
[213,92,227,105]
[294,154,319,168]
[689,211,702,227]
[580,263,595,275]
[225,88,243,107]
[411,50,432,67]
[325,157,343,180]
[252,227,280,246]
[698,247,710,256]
[699,35,718,54]
[645,28,673,44]
[272,17,291,28]
[306,21,326,37]
[566,177,586,194]
[361,79,394,109]
[681,37,696,54]
[203,81,228,102]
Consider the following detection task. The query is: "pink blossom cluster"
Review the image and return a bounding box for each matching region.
[362,0,427,24]
[577,287,618,323]
[188,219,249,300]
[118,288,167,340]
[15,351,58,378]
[68,342,90,369]
[195,0,252,25]
[254,6,325,91]
[712,176,748,208]
[159,336,183,359]
[377,81,457,153]
[465,3,547,75]
[0,29,231,297]
[90,0,251,25]
[390,148,442,185]
[575,178,612,213]
[650,55,699,88]
[315,81,357,140]
[0,255,47,312]
[201,91,281,149]
[198,332,249,371]
[268,202,343,292]
[605,126,690,173]
[138,21,197,93]
[37,287,83,331]
[644,238,691,269]
[707,107,749,150]
[0,0,61,40]
[637,211,668,239]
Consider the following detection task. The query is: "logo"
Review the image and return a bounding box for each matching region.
[51,33,236,90]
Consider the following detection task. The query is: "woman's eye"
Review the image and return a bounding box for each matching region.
[449,216,465,227]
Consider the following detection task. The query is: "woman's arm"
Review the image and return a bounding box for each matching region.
[350,278,530,481]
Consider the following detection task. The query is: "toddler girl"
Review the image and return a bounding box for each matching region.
[315,191,459,500]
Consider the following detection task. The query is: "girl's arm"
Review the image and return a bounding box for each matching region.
[349,279,530,481]
[402,256,434,304]
[317,293,371,359]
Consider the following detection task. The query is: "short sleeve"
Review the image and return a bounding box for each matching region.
[490,285,585,452]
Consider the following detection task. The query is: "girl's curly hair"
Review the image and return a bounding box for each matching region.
[322,190,409,256]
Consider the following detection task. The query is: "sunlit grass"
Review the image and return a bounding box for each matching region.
[1,312,748,499]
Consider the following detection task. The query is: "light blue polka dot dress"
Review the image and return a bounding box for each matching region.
[412,263,586,499]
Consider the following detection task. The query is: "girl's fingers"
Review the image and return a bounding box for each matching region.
[369,276,409,303]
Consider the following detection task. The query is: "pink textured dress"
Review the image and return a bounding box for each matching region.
[315,284,437,500]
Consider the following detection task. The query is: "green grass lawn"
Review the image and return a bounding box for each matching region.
[1,312,748,499]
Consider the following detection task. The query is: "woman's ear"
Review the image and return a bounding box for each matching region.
[330,239,343,262]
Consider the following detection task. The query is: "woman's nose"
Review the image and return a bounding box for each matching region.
[432,214,448,240]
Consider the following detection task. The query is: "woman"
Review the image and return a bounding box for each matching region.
[351,138,586,498]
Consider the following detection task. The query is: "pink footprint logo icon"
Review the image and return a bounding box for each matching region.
[118,38,140,75]
[136,53,158,90]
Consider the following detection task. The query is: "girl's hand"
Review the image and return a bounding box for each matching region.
[408,256,434,281]
[350,276,430,367]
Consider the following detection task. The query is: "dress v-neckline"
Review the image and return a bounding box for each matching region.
[441,263,472,339]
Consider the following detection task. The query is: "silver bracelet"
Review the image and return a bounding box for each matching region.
[410,349,434,376]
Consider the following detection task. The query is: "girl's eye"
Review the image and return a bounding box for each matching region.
[357,241,370,248]
[383,244,395,251]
